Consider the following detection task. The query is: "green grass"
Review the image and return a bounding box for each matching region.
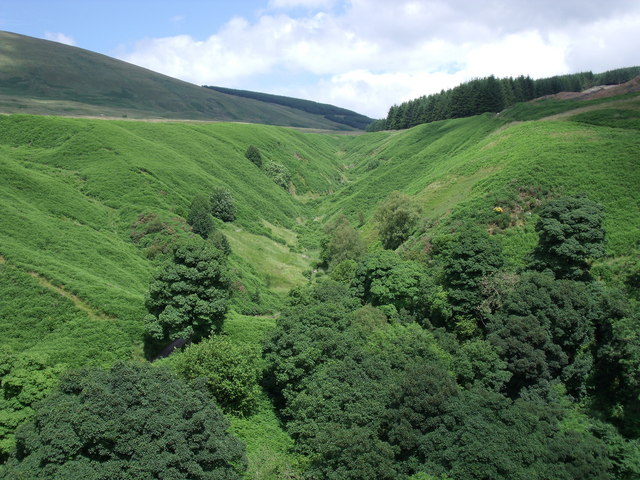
[0,114,346,366]
[2,97,638,369]
[500,92,640,121]
[321,104,640,267]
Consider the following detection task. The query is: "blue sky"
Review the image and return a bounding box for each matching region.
[2,1,639,117]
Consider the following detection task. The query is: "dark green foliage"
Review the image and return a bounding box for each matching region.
[245,145,263,167]
[210,187,237,222]
[452,339,511,391]
[144,238,231,346]
[419,388,612,480]
[487,272,598,398]
[188,194,214,238]
[264,162,292,189]
[210,230,232,256]
[533,195,605,280]
[171,335,261,415]
[351,250,433,318]
[383,361,458,472]
[0,350,65,460]
[1,362,247,479]
[320,215,366,268]
[441,228,505,322]
[287,353,399,480]
[205,86,374,130]
[592,290,640,437]
[263,280,360,402]
[375,191,421,249]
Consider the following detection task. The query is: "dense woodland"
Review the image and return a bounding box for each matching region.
[0,65,639,479]
[368,66,640,131]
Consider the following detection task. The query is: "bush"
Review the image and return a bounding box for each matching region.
[187,195,214,238]
[264,162,292,189]
[172,335,261,415]
[375,191,421,250]
[210,187,236,222]
[245,145,263,167]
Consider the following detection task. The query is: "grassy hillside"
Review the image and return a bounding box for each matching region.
[206,85,374,130]
[324,93,640,272]
[0,31,365,130]
[0,115,350,361]
[2,91,638,364]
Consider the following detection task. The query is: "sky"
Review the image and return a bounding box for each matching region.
[1,0,639,118]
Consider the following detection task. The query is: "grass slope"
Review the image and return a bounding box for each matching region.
[324,94,640,268]
[0,114,347,363]
[0,31,362,130]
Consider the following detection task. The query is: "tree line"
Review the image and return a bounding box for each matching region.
[368,66,640,131]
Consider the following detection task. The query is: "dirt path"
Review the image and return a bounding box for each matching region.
[0,256,114,321]
[540,96,640,122]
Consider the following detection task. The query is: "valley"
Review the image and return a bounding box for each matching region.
[1,87,639,477]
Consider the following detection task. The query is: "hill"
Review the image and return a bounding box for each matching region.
[205,86,374,130]
[0,31,368,130]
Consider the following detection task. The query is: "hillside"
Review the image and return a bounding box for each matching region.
[205,85,374,130]
[1,88,637,369]
[0,90,639,477]
[0,31,368,130]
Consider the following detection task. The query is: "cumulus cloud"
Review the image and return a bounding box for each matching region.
[44,32,75,46]
[118,0,640,117]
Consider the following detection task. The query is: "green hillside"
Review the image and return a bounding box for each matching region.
[1,90,639,477]
[0,31,367,130]
[205,85,374,130]
[327,98,640,264]
[1,89,637,373]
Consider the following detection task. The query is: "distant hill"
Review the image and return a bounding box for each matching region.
[205,86,374,130]
[0,31,369,130]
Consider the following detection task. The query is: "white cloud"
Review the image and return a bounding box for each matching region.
[268,0,338,9]
[118,1,640,118]
[44,32,75,46]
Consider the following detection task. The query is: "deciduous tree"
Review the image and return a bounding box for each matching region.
[1,363,247,480]
[144,238,231,347]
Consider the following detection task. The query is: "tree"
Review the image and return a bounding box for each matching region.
[245,145,263,167]
[144,238,231,347]
[487,272,598,398]
[187,194,214,238]
[419,388,612,480]
[171,335,261,415]
[210,187,236,222]
[441,228,505,322]
[375,192,421,250]
[533,195,605,280]
[0,350,65,460]
[351,250,433,318]
[320,215,366,268]
[1,362,247,480]
[264,280,360,402]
